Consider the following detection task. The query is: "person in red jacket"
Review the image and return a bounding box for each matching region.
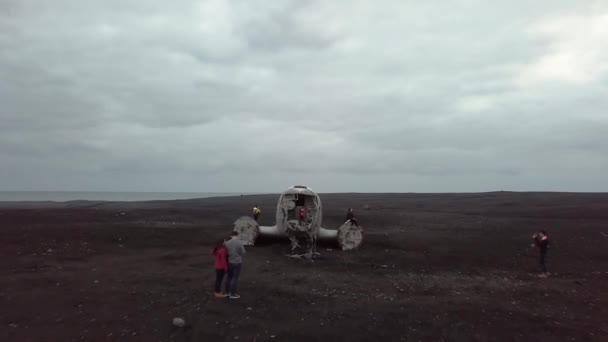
[298,206,306,223]
[212,239,228,298]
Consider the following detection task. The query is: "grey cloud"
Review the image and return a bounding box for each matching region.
[236,1,342,53]
[1,0,607,193]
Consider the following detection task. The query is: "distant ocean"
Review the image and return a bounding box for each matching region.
[0,191,262,202]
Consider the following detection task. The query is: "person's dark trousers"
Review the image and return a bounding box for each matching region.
[539,252,547,273]
[253,214,259,221]
[214,269,225,293]
[225,263,242,295]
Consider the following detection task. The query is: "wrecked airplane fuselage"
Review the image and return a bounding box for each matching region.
[233,185,363,252]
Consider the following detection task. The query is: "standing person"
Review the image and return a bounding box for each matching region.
[252,204,261,222]
[225,231,246,299]
[345,208,359,227]
[298,206,306,223]
[532,230,550,278]
[211,239,228,298]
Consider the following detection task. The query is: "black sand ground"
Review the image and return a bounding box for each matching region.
[1,192,607,341]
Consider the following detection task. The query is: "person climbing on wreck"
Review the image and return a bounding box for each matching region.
[346,207,359,227]
[252,204,261,222]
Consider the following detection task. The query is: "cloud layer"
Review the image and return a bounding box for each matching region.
[1,0,607,192]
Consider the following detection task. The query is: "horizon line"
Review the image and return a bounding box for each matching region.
[1,190,607,194]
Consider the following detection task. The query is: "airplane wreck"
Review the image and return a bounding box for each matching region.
[233,185,363,254]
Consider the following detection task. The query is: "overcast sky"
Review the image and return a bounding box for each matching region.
[1,0,607,193]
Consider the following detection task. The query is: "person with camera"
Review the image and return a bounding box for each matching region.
[532,230,550,278]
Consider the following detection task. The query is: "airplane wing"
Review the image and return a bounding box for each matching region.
[233,216,285,245]
[259,224,284,237]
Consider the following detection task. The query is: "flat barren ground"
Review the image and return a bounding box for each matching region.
[1,192,607,341]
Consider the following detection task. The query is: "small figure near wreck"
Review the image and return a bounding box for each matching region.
[233,185,364,256]
[346,207,359,227]
[298,206,306,223]
[252,204,261,222]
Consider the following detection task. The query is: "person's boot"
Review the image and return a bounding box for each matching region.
[214,292,225,298]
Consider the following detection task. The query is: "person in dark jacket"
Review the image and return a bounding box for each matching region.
[212,239,228,298]
[532,230,550,278]
[346,208,359,226]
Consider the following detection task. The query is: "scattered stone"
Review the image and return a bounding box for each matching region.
[9,323,18,328]
[94,280,99,284]
[172,317,185,327]
[247,307,253,311]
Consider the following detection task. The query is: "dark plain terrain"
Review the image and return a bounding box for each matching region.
[1,192,608,342]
